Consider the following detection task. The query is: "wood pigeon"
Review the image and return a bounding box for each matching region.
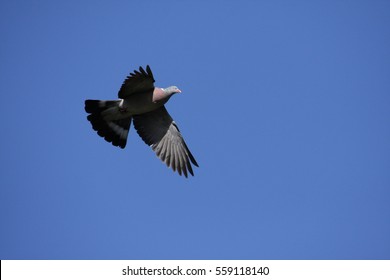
[85,65,199,177]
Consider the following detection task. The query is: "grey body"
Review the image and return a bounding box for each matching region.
[121,87,170,115]
[102,88,169,120]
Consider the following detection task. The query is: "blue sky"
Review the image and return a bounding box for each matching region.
[1,0,389,259]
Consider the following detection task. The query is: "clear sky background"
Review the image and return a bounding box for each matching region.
[1,0,389,260]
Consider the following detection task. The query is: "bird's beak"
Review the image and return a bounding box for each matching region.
[177,89,182,93]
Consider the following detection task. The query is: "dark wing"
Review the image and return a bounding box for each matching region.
[133,106,199,177]
[118,65,155,99]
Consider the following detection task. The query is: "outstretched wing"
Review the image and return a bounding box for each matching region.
[133,106,199,177]
[118,65,155,99]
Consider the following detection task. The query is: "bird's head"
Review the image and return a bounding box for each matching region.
[165,86,182,94]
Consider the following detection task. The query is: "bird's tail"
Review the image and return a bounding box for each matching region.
[84,99,132,149]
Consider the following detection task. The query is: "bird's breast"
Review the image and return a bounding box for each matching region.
[123,89,166,115]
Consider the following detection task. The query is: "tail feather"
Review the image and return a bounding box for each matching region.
[85,100,131,149]
[85,99,119,114]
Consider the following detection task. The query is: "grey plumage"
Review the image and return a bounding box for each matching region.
[84,65,198,177]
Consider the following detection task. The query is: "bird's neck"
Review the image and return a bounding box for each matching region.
[153,87,173,103]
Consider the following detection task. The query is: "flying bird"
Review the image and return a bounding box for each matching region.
[85,65,199,177]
